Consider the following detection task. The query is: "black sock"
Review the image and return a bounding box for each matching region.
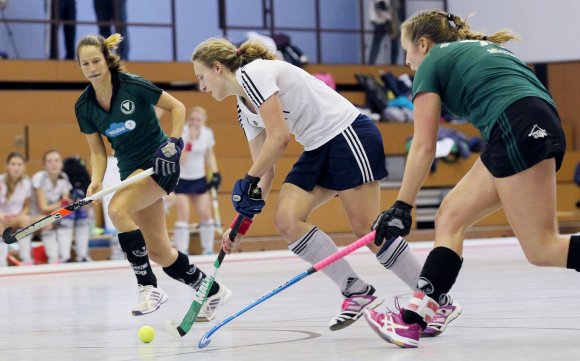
[416,246,463,303]
[567,235,580,271]
[401,248,462,328]
[163,251,219,296]
[118,229,157,287]
[403,309,428,329]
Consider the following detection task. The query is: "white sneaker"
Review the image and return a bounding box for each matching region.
[196,283,232,322]
[132,285,169,316]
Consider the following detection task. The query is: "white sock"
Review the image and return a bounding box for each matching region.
[57,221,74,261]
[0,242,7,267]
[174,222,190,254]
[74,219,90,260]
[289,227,369,296]
[376,236,422,289]
[199,221,215,254]
[18,235,32,263]
[42,229,59,263]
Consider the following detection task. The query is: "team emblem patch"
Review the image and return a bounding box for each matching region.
[121,100,135,115]
[528,124,547,139]
[417,277,434,295]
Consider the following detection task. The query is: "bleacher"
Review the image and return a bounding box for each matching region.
[2,59,580,257]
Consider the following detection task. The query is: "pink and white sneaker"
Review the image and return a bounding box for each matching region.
[328,285,384,331]
[364,308,422,348]
[422,299,462,337]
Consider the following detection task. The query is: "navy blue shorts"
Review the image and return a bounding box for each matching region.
[481,97,566,178]
[175,177,209,195]
[285,114,388,191]
[133,160,180,195]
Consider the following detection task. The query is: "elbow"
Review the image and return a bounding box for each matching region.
[413,140,437,159]
[176,101,186,114]
[277,133,291,150]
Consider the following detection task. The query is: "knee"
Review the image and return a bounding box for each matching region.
[522,244,558,267]
[274,210,294,239]
[349,217,372,238]
[524,252,552,267]
[434,203,467,234]
[108,201,130,226]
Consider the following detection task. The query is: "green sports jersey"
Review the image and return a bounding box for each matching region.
[412,40,555,141]
[75,71,166,179]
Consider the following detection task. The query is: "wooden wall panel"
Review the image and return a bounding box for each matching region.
[0,124,26,165]
[548,62,580,149]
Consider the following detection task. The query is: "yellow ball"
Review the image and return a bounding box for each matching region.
[138,325,155,343]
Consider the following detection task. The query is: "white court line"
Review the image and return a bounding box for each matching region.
[0,236,521,277]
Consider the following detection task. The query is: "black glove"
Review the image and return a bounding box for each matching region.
[152,137,183,176]
[208,172,222,190]
[372,200,413,246]
[232,174,265,218]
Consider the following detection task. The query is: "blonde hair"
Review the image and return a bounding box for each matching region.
[191,37,276,72]
[402,10,519,45]
[4,152,26,201]
[188,106,208,122]
[76,33,126,72]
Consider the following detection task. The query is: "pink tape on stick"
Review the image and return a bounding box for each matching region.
[312,231,375,271]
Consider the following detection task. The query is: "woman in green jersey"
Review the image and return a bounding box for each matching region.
[364,11,569,348]
[75,34,231,320]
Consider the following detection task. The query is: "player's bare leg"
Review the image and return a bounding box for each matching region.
[275,183,383,330]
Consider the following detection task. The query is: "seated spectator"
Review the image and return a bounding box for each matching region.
[31,150,74,264]
[0,152,33,266]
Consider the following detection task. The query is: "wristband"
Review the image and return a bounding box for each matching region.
[230,215,254,236]
[394,200,413,210]
[244,174,260,183]
[185,142,192,151]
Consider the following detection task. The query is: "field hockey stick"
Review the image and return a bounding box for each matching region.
[210,186,223,234]
[198,230,376,349]
[2,168,154,244]
[166,214,253,337]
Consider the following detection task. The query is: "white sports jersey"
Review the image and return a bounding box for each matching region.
[180,126,215,180]
[30,170,72,215]
[0,174,32,215]
[235,59,360,151]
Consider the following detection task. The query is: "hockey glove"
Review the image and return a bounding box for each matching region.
[372,200,413,246]
[232,174,265,218]
[208,172,222,190]
[152,137,183,176]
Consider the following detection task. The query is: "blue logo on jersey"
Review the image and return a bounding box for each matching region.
[105,120,136,137]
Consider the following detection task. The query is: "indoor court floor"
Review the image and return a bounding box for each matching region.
[1,236,579,361]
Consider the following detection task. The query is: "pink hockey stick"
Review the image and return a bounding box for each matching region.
[198,231,376,348]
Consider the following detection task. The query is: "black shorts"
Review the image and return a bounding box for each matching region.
[134,160,180,195]
[174,177,208,195]
[284,114,388,191]
[481,97,566,178]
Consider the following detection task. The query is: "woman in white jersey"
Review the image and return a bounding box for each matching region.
[173,106,221,255]
[0,153,33,266]
[31,149,75,264]
[190,38,458,332]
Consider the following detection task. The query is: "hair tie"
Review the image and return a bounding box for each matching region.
[446,13,454,21]
[236,48,242,56]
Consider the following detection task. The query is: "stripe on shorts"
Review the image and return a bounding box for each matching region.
[342,126,374,183]
[498,113,526,173]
